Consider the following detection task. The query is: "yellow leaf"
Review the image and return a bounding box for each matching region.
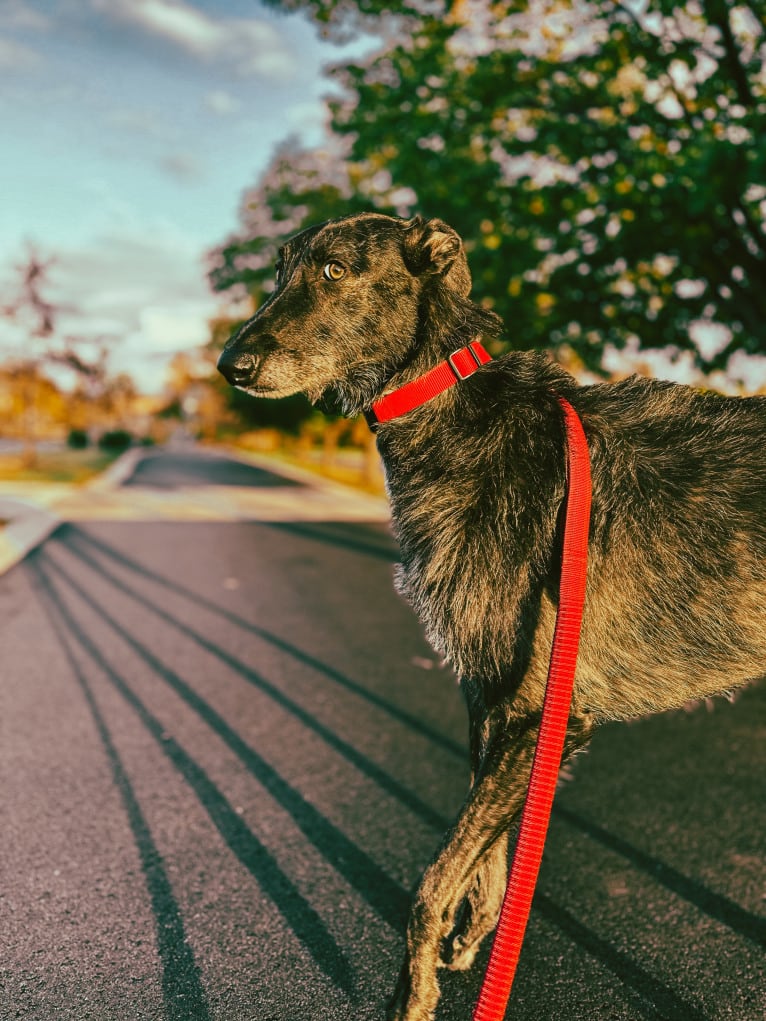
[536,292,556,315]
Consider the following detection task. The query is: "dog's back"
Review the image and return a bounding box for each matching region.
[576,372,766,717]
[382,352,766,721]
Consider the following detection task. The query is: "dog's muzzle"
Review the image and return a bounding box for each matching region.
[217,348,260,388]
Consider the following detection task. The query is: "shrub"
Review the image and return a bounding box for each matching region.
[67,428,89,449]
[98,429,132,451]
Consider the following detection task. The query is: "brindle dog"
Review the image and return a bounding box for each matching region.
[218,213,766,1021]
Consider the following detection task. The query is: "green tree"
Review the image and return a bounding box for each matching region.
[215,0,766,380]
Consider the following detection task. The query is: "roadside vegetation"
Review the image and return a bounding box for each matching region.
[0,447,119,485]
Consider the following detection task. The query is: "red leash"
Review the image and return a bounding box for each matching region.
[473,396,591,1021]
[365,346,592,1020]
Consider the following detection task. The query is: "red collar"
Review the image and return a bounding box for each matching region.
[364,340,492,431]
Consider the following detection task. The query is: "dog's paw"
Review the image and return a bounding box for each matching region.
[438,899,479,971]
[439,895,497,972]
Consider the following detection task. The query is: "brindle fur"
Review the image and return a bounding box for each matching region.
[218,212,766,1021]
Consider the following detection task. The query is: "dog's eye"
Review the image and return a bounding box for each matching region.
[323,261,346,282]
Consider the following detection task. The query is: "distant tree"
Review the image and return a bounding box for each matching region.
[0,248,66,464]
[245,0,765,381]
[1,247,124,460]
[0,363,66,449]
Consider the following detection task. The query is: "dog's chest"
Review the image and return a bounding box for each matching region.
[386,480,550,681]
[377,410,565,679]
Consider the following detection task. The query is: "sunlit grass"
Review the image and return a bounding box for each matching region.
[0,449,119,484]
[234,444,386,496]
[277,451,385,495]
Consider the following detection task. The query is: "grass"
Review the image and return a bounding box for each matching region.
[0,448,120,484]
[234,444,386,495]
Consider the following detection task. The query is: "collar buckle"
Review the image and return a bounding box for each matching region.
[447,344,484,380]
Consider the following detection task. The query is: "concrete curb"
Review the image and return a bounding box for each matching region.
[84,446,145,491]
[0,446,144,576]
[0,499,60,575]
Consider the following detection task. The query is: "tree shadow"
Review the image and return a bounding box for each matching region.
[60,528,451,835]
[67,524,464,758]
[30,562,213,1021]
[30,554,355,995]
[27,523,762,1020]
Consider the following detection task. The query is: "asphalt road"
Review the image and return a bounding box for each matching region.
[1,448,764,1021]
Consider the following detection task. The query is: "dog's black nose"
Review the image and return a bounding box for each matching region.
[217,348,258,387]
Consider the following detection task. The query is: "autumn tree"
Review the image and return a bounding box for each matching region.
[0,247,123,461]
[0,249,67,464]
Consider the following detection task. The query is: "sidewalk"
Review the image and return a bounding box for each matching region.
[0,447,146,573]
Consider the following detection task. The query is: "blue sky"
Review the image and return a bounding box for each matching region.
[0,0,374,392]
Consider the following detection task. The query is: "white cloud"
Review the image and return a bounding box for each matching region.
[34,226,222,392]
[0,2,50,32]
[92,0,297,79]
[110,301,217,392]
[284,99,328,136]
[204,90,240,116]
[158,150,207,183]
[0,35,41,70]
[106,107,167,138]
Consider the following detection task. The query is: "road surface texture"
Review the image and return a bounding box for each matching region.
[2,447,764,1021]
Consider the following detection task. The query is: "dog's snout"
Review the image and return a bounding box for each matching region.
[217,348,259,387]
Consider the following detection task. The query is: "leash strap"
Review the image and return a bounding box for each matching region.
[472,396,591,1021]
[364,340,492,430]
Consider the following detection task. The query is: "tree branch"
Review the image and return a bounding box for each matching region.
[702,0,756,108]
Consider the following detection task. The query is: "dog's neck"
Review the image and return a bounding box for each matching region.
[364,340,490,430]
[379,286,501,397]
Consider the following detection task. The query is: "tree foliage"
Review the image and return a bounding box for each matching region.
[211,0,766,379]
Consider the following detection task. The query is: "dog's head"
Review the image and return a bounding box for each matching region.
[217,213,473,412]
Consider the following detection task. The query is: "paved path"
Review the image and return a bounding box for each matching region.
[1,448,764,1020]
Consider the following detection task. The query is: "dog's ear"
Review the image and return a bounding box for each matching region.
[402,216,472,296]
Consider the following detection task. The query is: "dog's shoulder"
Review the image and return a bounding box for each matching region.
[577,371,766,435]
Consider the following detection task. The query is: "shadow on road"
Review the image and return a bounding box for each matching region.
[20,521,764,1019]
[29,564,214,1021]
[62,524,462,758]
[30,554,356,997]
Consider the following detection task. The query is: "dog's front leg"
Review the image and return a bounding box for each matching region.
[386,720,541,1021]
[387,714,592,1021]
